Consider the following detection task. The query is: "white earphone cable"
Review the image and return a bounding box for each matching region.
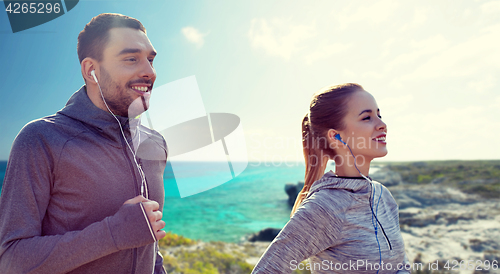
[95,81,147,197]
[94,78,157,273]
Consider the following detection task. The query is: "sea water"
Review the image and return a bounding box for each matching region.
[0,160,307,242]
[162,161,306,242]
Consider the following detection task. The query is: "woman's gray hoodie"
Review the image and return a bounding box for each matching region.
[252,171,410,273]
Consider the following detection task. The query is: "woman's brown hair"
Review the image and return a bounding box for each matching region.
[291,83,364,216]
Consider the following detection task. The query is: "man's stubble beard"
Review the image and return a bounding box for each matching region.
[99,66,136,117]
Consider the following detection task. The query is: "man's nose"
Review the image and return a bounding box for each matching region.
[139,60,156,80]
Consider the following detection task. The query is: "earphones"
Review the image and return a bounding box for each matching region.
[333,134,369,180]
[334,133,346,145]
[91,70,98,83]
[91,68,158,273]
[334,133,388,273]
[90,69,147,196]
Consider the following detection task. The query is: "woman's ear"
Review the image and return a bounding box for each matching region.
[327,129,345,148]
[327,129,337,141]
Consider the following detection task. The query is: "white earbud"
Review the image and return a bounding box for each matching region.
[90,70,98,83]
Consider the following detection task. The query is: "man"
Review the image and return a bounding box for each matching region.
[0,13,168,273]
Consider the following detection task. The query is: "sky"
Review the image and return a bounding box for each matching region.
[0,0,499,164]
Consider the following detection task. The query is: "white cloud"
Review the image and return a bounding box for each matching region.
[335,0,400,29]
[413,7,428,26]
[248,17,349,64]
[397,25,500,83]
[379,37,397,58]
[181,27,207,48]
[386,103,500,161]
[410,35,449,50]
[480,0,500,14]
[248,18,316,60]
[378,95,413,117]
[399,7,430,32]
[467,74,496,93]
[384,37,396,47]
[304,43,350,65]
[362,71,384,79]
[341,69,357,81]
[385,34,450,72]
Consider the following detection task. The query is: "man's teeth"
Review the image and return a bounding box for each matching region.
[132,86,148,92]
[374,136,386,141]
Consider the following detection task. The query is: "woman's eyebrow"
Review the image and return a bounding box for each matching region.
[358,108,380,116]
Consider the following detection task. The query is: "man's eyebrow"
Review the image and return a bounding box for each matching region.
[358,108,379,116]
[116,48,157,56]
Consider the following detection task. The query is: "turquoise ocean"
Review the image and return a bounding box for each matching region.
[0,161,308,242]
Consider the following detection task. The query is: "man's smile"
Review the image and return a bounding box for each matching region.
[131,85,150,95]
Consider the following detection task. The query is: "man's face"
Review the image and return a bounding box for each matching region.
[98,27,156,117]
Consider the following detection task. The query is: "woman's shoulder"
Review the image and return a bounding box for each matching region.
[371,180,395,195]
[302,187,356,217]
[370,180,400,208]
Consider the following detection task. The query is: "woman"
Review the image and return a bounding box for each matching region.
[252,83,410,273]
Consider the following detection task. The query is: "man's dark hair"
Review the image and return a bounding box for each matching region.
[77,13,146,64]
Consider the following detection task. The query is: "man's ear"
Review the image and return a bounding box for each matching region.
[81,58,98,84]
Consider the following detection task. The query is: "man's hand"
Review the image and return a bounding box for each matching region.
[124,195,166,240]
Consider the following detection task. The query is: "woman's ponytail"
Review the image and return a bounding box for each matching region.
[291,114,326,216]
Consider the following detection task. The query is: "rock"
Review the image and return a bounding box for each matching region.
[484,250,500,262]
[400,214,438,227]
[371,167,403,186]
[391,192,422,209]
[285,181,304,207]
[412,162,428,168]
[390,185,482,208]
[399,207,421,219]
[468,239,500,253]
[247,228,281,242]
[458,178,498,185]
[431,177,447,184]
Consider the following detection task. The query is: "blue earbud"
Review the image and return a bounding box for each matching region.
[335,134,346,145]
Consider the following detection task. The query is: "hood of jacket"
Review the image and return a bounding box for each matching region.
[57,86,139,147]
[307,170,372,198]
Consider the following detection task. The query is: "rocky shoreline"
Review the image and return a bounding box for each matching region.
[245,165,500,273]
[161,163,500,274]
[394,183,500,274]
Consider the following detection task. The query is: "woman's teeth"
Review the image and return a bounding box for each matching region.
[374,136,386,141]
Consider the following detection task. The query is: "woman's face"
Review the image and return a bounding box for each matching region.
[336,90,387,161]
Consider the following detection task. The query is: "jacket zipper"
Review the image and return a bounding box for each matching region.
[376,219,392,250]
[370,183,393,251]
[120,135,141,274]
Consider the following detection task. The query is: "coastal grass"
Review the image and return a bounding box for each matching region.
[163,245,252,274]
[159,232,253,274]
[159,231,196,247]
[381,160,500,198]
[158,233,316,273]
